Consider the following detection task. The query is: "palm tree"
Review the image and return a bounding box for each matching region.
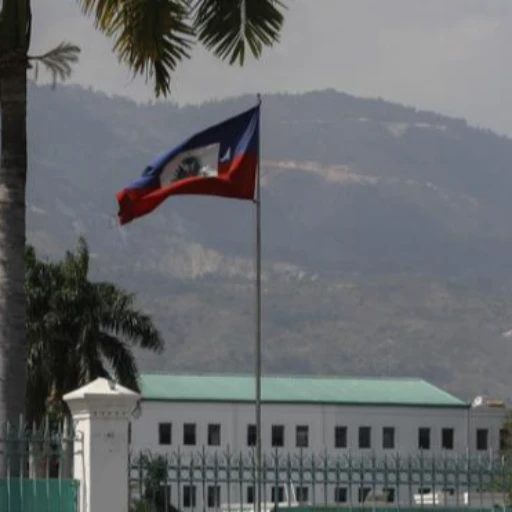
[0,0,285,430]
[130,453,172,512]
[25,236,163,426]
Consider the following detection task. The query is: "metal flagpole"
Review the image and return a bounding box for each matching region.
[255,93,263,512]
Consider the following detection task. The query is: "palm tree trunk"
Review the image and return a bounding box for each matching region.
[0,53,28,476]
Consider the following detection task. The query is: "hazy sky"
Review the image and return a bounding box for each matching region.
[32,0,512,136]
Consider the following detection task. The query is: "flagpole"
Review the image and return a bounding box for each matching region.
[255,93,262,512]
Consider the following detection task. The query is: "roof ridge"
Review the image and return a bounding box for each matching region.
[141,372,425,382]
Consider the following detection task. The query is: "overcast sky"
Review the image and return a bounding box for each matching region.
[32,0,512,136]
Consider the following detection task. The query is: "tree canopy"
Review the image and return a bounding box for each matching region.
[1,0,286,96]
[25,237,163,424]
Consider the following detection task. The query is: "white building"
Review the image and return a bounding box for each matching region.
[130,373,509,509]
[133,373,507,456]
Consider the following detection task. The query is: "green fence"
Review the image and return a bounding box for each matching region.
[129,449,512,512]
[0,479,78,512]
[0,420,79,512]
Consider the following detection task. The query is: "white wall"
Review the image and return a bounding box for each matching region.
[131,401,508,457]
[130,401,509,509]
[468,407,507,455]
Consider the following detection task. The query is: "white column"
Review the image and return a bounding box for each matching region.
[63,378,140,512]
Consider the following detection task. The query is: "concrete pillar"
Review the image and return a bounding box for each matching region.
[63,378,140,512]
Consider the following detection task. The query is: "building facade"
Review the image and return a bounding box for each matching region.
[130,374,509,509]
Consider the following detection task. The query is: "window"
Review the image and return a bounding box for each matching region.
[128,422,132,445]
[247,425,257,447]
[383,487,395,503]
[246,486,254,504]
[500,429,509,451]
[358,487,371,503]
[272,425,284,447]
[477,429,488,451]
[296,487,309,503]
[334,487,347,503]
[359,427,371,449]
[183,485,196,508]
[442,428,454,450]
[184,423,196,446]
[418,428,430,450]
[335,426,347,448]
[208,424,221,446]
[382,427,395,449]
[417,487,431,495]
[207,486,221,508]
[296,426,309,448]
[159,423,172,445]
[271,486,284,503]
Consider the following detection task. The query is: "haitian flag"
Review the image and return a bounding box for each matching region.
[116,105,260,225]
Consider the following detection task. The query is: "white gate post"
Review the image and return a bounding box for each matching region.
[63,378,140,512]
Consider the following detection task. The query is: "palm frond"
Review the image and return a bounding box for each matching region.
[193,0,285,65]
[25,245,37,268]
[98,332,141,392]
[78,0,193,97]
[95,282,164,353]
[77,0,121,32]
[28,42,80,86]
[62,235,90,281]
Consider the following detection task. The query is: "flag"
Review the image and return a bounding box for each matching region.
[116,105,260,225]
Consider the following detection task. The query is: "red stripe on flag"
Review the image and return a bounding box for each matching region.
[117,152,257,225]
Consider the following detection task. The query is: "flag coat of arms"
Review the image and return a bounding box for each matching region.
[116,105,260,225]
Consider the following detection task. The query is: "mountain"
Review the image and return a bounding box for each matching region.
[18,83,512,400]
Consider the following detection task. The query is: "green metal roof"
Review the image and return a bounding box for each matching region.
[140,374,467,408]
